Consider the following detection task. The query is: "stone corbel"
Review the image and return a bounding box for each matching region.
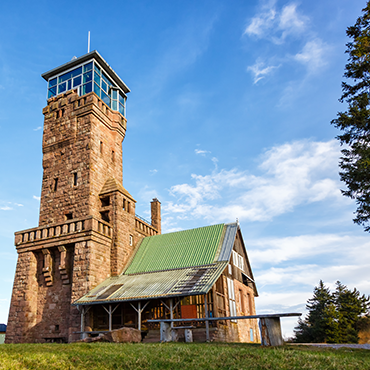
[42,249,53,286]
[58,246,70,285]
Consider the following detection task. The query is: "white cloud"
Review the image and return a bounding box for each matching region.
[195,149,210,156]
[0,201,24,211]
[165,140,341,224]
[244,2,308,44]
[0,206,12,211]
[150,169,158,175]
[253,259,370,337]
[33,195,40,201]
[247,60,280,83]
[279,4,307,39]
[247,234,356,265]
[244,5,276,38]
[253,255,370,337]
[256,262,370,288]
[294,39,329,73]
[33,126,42,131]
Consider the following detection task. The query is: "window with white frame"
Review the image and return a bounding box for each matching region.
[232,250,244,271]
[227,277,237,322]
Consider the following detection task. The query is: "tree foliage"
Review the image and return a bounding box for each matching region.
[294,280,370,343]
[331,1,370,232]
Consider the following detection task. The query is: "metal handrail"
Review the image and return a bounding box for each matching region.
[135,214,151,225]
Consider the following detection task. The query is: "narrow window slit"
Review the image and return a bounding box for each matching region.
[53,178,58,192]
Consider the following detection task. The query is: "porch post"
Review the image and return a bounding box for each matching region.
[170,299,174,328]
[138,301,142,331]
[108,304,112,331]
[204,294,210,342]
[80,306,86,340]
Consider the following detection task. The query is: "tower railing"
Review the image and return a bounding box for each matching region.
[134,214,158,236]
[15,216,112,247]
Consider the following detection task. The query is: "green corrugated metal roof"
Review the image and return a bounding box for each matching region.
[124,223,225,274]
[74,262,228,305]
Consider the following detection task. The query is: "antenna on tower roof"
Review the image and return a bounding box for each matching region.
[87,31,91,53]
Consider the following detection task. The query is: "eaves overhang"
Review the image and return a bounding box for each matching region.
[73,262,227,306]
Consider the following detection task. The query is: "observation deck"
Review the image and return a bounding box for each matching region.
[42,50,130,117]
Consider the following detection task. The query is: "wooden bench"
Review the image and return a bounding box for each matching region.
[148,313,301,346]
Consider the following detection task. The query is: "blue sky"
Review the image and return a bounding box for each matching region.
[0,0,369,338]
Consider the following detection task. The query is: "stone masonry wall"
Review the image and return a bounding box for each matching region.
[39,91,126,226]
[31,247,72,342]
[68,238,113,342]
[39,92,91,225]
[5,251,38,343]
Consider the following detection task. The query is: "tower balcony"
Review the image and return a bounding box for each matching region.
[15,216,112,252]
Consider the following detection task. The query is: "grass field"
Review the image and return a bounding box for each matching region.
[0,342,369,370]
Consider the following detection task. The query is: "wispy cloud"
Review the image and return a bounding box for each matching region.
[251,233,370,336]
[294,39,329,73]
[248,234,370,266]
[33,126,42,131]
[279,4,307,40]
[0,206,12,211]
[150,169,158,175]
[0,200,24,210]
[195,149,210,156]
[244,2,308,44]
[33,195,40,201]
[247,59,280,83]
[165,140,341,224]
[244,3,276,38]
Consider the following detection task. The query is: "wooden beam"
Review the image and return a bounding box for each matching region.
[148,313,301,323]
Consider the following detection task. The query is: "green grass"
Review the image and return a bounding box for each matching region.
[0,342,369,370]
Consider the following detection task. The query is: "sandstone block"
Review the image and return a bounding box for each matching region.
[103,327,141,343]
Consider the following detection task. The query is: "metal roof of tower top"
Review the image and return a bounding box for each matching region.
[41,50,130,93]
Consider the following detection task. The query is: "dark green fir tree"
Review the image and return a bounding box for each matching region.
[331,1,370,232]
[294,280,339,343]
[294,281,370,343]
[333,281,370,343]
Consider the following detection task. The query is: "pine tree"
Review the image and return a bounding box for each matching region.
[294,281,370,343]
[333,281,370,343]
[294,280,339,343]
[331,1,370,232]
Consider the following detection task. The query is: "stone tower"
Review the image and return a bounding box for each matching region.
[6,51,161,343]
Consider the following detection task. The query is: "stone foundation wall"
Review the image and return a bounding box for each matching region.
[5,251,38,343]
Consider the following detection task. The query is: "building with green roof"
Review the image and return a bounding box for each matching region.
[75,222,259,343]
